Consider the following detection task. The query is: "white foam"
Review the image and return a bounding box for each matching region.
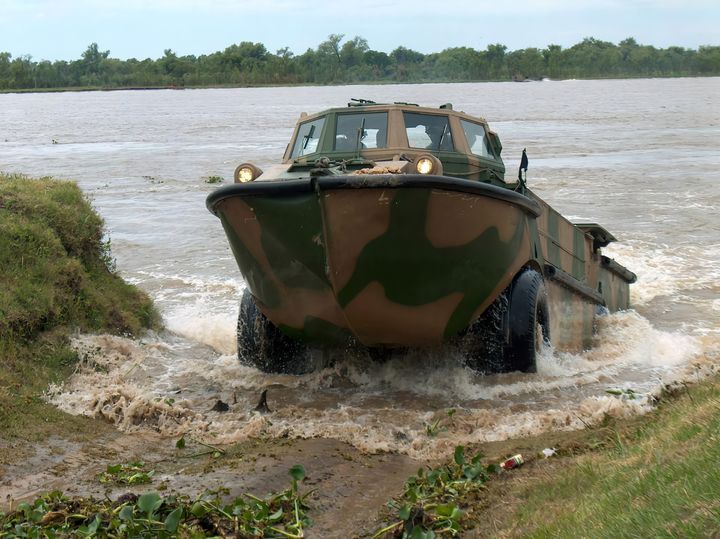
[164,305,237,355]
[45,306,714,462]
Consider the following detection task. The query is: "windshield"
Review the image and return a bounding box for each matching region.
[334,112,388,150]
[403,112,454,151]
[290,116,326,158]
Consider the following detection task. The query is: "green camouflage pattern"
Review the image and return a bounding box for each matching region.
[208,101,636,353]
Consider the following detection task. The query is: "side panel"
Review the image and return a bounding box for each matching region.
[546,281,596,352]
[598,265,632,312]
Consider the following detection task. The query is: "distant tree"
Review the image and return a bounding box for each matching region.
[507,47,544,80]
[543,44,563,79]
[1,36,718,91]
[390,46,425,81]
[696,45,720,73]
[340,36,369,69]
[364,50,391,78]
[316,34,345,82]
[81,43,109,78]
[0,52,11,89]
[483,44,508,79]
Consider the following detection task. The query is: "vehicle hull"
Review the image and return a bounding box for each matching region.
[208,174,634,352]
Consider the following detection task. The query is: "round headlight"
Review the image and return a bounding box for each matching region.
[234,163,263,183]
[416,157,434,175]
[237,167,255,183]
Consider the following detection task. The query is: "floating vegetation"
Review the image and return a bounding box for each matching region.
[97,461,155,486]
[204,175,224,184]
[1,466,311,538]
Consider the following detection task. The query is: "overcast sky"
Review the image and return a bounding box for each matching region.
[1,0,717,61]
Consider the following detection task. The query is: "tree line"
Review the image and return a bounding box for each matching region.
[1,35,719,91]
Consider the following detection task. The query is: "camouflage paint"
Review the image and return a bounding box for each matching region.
[209,101,636,354]
[215,185,534,347]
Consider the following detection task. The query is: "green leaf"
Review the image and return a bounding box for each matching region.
[399,505,411,520]
[454,445,466,466]
[175,436,186,449]
[106,464,122,474]
[289,464,306,482]
[190,501,207,518]
[410,526,435,539]
[268,508,284,522]
[87,515,101,534]
[463,464,483,480]
[164,507,183,532]
[435,503,456,517]
[137,492,162,517]
[119,505,134,521]
[16,502,31,515]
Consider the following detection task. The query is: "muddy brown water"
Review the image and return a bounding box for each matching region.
[1,79,719,531]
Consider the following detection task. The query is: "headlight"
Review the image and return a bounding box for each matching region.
[416,157,434,174]
[234,163,263,183]
[414,154,442,175]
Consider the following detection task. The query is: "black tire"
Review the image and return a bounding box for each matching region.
[506,269,549,373]
[237,289,309,374]
[458,289,510,374]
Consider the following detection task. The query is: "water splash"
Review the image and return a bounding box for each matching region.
[46,309,712,461]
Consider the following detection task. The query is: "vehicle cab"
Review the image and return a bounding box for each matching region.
[278,100,509,187]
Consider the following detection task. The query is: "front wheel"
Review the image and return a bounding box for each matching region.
[506,269,550,372]
[237,289,309,374]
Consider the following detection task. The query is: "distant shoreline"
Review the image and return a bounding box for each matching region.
[1,74,717,95]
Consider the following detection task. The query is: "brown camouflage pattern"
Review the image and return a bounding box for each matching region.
[209,102,636,353]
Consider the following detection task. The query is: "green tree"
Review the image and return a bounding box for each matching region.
[316,34,345,82]
[80,43,110,84]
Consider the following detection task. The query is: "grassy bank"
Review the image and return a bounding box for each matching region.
[463,375,720,538]
[0,172,158,443]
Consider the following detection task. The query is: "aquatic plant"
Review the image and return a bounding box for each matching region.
[0,466,311,538]
[97,461,155,486]
[373,446,490,537]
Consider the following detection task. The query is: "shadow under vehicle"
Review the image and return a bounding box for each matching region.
[206,100,636,374]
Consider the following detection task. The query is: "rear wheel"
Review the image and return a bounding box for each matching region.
[461,268,549,374]
[237,289,309,374]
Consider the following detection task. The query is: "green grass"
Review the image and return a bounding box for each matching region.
[505,379,720,538]
[0,172,159,444]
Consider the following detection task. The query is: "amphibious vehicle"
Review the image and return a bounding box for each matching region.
[206,100,636,374]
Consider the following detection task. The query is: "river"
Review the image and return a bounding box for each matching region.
[1,78,718,460]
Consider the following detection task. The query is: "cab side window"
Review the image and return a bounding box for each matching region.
[460,120,495,159]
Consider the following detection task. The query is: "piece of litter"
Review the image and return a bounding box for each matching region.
[500,454,524,470]
[541,448,556,458]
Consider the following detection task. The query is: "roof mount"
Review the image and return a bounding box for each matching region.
[348,98,377,107]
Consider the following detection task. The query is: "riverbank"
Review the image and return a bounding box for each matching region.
[0,172,158,452]
[1,73,717,95]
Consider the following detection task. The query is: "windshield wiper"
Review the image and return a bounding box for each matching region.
[436,123,448,151]
[354,117,366,158]
[301,125,316,152]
